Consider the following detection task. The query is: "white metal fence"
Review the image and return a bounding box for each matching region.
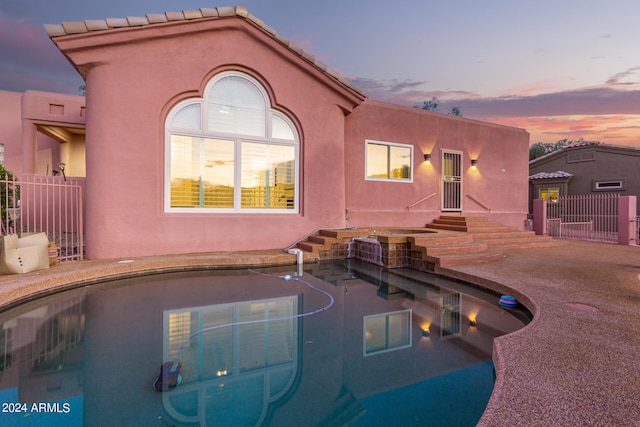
[1,174,85,262]
[546,193,619,243]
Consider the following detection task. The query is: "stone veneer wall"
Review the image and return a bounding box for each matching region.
[316,234,436,272]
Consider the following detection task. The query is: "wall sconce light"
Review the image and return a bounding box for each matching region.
[57,162,67,181]
[424,153,431,164]
[422,328,430,337]
[470,159,478,168]
[469,319,477,327]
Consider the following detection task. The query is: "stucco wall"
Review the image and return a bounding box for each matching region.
[55,18,363,258]
[0,90,23,173]
[345,100,530,228]
[0,90,85,176]
[21,91,85,176]
[529,145,640,212]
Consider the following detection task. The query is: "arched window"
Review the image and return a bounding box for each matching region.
[165,72,299,213]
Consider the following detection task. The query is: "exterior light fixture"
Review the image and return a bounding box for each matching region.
[422,328,430,337]
[57,162,67,181]
[424,153,431,164]
[470,159,478,168]
[469,319,477,327]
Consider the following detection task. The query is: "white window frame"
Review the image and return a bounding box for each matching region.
[363,309,412,356]
[164,71,299,213]
[364,139,413,182]
[594,180,624,191]
[539,187,560,203]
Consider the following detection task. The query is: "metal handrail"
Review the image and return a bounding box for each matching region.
[466,194,491,212]
[407,193,436,210]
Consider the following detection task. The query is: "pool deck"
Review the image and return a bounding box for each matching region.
[1,240,639,425]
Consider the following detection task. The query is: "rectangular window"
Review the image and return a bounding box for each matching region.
[241,142,295,209]
[363,309,412,356]
[365,140,412,182]
[169,136,296,212]
[594,180,623,191]
[170,136,235,208]
[539,187,559,203]
[164,296,297,382]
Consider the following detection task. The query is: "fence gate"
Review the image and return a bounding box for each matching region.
[546,193,619,243]
[1,174,84,262]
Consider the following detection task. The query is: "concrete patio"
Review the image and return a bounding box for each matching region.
[0,239,638,426]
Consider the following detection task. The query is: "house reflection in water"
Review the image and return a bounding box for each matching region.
[0,262,528,426]
[0,293,85,423]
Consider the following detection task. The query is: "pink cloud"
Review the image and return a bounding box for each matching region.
[0,16,82,94]
[485,115,640,147]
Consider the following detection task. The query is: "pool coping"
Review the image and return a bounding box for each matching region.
[1,241,639,425]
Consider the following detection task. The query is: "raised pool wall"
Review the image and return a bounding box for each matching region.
[309,228,439,271]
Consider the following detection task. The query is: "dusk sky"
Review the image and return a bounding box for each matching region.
[2,1,639,147]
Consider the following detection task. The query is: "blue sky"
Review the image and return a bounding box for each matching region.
[1,1,639,146]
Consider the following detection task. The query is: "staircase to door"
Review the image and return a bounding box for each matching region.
[291,215,568,271]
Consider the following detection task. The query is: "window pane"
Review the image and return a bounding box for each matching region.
[389,145,411,179]
[239,302,267,372]
[272,114,295,140]
[171,103,201,130]
[366,143,388,178]
[170,136,235,208]
[200,306,234,379]
[387,311,410,347]
[241,142,295,209]
[539,188,559,203]
[170,135,202,207]
[208,76,266,137]
[202,139,235,208]
[364,310,412,356]
[364,316,387,353]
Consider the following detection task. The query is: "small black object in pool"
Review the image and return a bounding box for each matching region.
[153,360,182,392]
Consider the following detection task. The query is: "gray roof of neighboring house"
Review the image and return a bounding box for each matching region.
[529,171,574,180]
[530,140,640,165]
[44,5,366,98]
[529,141,600,164]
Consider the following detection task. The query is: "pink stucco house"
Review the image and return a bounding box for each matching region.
[2,5,530,259]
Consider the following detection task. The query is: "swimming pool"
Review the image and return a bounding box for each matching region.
[0,259,530,426]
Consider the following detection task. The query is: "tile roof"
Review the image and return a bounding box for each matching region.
[44,5,366,98]
[530,140,640,164]
[529,171,573,180]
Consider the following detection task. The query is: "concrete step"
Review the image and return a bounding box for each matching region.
[410,234,475,247]
[425,223,469,232]
[429,248,504,268]
[319,229,364,239]
[439,215,489,223]
[424,241,489,256]
[432,218,503,227]
[465,225,520,233]
[491,239,570,250]
[296,240,324,253]
[309,234,338,245]
[471,230,537,240]
[426,223,519,233]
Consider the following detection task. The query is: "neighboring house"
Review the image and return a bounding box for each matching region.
[529,141,640,212]
[0,90,86,177]
[1,5,530,259]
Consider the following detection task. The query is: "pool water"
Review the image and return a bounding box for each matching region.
[0,259,530,426]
